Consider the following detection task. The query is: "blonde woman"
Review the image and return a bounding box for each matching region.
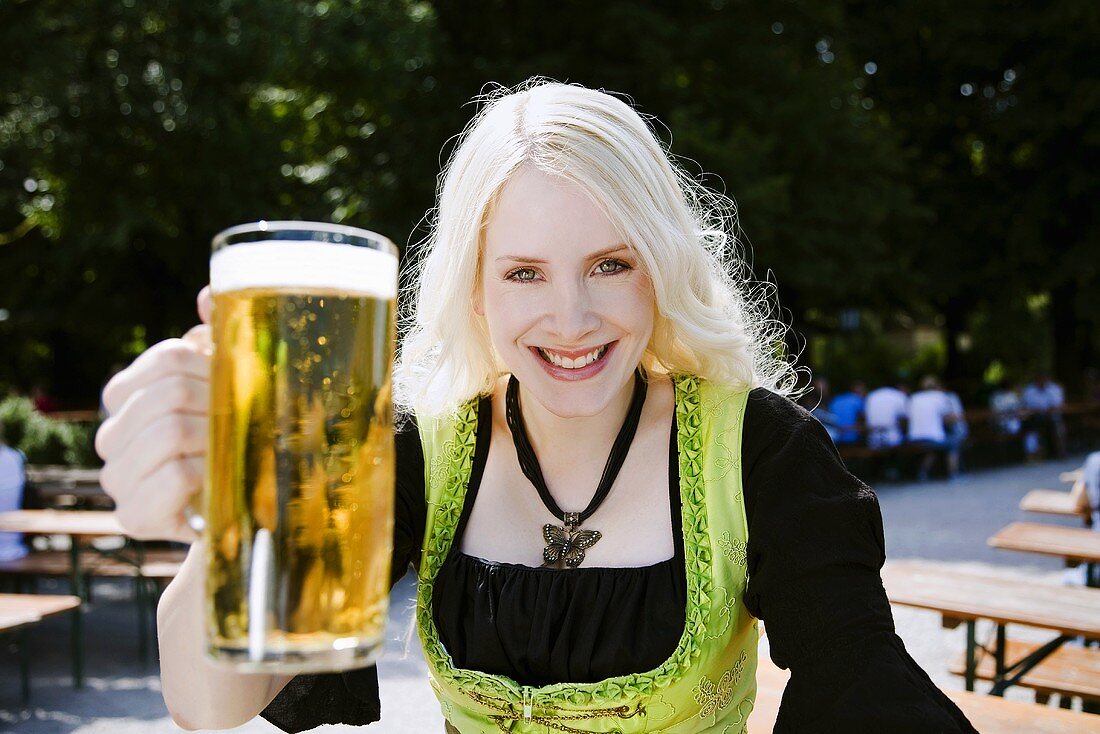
[96,80,976,732]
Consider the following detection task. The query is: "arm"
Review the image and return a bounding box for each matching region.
[741,390,978,734]
[157,542,294,730]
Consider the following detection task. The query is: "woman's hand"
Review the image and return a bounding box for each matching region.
[95,287,214,542]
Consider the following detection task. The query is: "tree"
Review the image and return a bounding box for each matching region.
[845,0,1100,392]
[0,0,438,402]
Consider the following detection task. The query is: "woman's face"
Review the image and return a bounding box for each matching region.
[476,165,655,418]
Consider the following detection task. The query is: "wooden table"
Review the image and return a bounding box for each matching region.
[0,593,82,701]
[25,466,110,509]
[1020,489,1092,525]
[749,647,1100,733]
[882,560,1100,696]
[0,510,126,686]
[989,521,1100,587]
[1062,469,1083,484]
[0,509,123,537]
[25,466,102,485]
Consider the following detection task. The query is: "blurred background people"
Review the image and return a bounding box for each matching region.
[989,379,1023,437]
[944,382,969,477]
[798,376,842,443]
[828,380,866,445]
[907,375,959,481]
[0,423,29,562]
[865,379,909,449]
[1022,372,1067,460]
[31,382,61,414]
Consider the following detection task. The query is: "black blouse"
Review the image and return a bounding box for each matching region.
[261,388,977,733]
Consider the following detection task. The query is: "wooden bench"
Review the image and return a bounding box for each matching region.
[0,593,81,702]
[0,547,186,667]
[1021,489,1092,524]
[0,548,186,585]
[751,642,1100,733]
[882,560,1100,697]
[988,522,1100,567]
[752,642,1100,730]
[949,639,1100,705]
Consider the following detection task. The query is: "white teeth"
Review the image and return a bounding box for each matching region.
[537,344,608,369]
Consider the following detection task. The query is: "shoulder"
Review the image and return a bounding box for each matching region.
[744,386,817,432]
[394,413,424,464]
[738,387,852,479]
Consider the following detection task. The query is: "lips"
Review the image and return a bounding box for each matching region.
[528,341,618,381]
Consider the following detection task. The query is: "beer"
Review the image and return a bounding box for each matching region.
[204,227,397,672]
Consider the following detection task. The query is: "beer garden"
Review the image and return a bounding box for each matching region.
[1,1,1098,732]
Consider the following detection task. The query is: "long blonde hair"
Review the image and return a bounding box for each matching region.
[393,78,798,420]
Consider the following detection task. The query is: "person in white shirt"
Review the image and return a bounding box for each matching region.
[1021,373,1066,459]
[907,376,959,481]
[0,424,29,562]
[865,382,909,449]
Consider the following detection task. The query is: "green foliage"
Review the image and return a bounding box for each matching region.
[0,396,100,466]
[0,0,1095,403]
[0,396,35,448]
[0,0,439,401]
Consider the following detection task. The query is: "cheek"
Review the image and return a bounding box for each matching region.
[481,288,533,346]
[607,277,656,331]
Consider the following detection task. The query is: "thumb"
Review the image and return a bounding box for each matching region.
[197,285,213,325]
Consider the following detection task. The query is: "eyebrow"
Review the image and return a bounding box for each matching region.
[494,244,631,265]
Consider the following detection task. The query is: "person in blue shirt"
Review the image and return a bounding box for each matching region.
[0,423,29,562]
[828,380,866,445]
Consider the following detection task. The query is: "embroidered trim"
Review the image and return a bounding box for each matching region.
[415,373,715,709]
[692,651,748,723]
[717,531,747,566]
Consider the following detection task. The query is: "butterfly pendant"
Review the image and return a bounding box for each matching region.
[542,523,602,568]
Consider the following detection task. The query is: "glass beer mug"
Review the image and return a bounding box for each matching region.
[194,221,397,672]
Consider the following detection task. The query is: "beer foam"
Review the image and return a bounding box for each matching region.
[211,241,397,298]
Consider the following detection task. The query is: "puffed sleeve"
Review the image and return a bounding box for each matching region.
[741,389,977,733]
[260,415,427,733]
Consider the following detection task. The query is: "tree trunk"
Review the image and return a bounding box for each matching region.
[1050,280,1086,400]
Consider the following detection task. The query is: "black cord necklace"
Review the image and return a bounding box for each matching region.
[505,367,648,568]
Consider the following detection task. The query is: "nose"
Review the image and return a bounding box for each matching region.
[544,279,600,344]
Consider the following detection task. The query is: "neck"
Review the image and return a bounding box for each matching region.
[516,371,639,469]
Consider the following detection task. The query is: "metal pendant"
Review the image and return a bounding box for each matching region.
[541,514,602,568]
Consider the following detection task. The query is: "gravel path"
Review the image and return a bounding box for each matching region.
[0,454,1090,732]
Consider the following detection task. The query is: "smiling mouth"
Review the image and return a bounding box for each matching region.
[535,343,612,369]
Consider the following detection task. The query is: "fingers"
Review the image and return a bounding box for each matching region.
[95,374,209,461]
[99,413,207,499]
[181,324,213,355]
[197,285,212,325]
[101,338,210,416]
[112,455,205,542]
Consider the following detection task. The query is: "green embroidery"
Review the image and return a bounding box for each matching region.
[720,698,756,734]
[692,651,748,724]
[415,374,715,708]
[717,531,747,566]
[704,584,737,640]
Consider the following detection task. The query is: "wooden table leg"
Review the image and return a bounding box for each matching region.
[964,619,977,691]
[68,537,85,688]
[989,634,1070,696]
[18,627,31,704]
[994,623,1006,678]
